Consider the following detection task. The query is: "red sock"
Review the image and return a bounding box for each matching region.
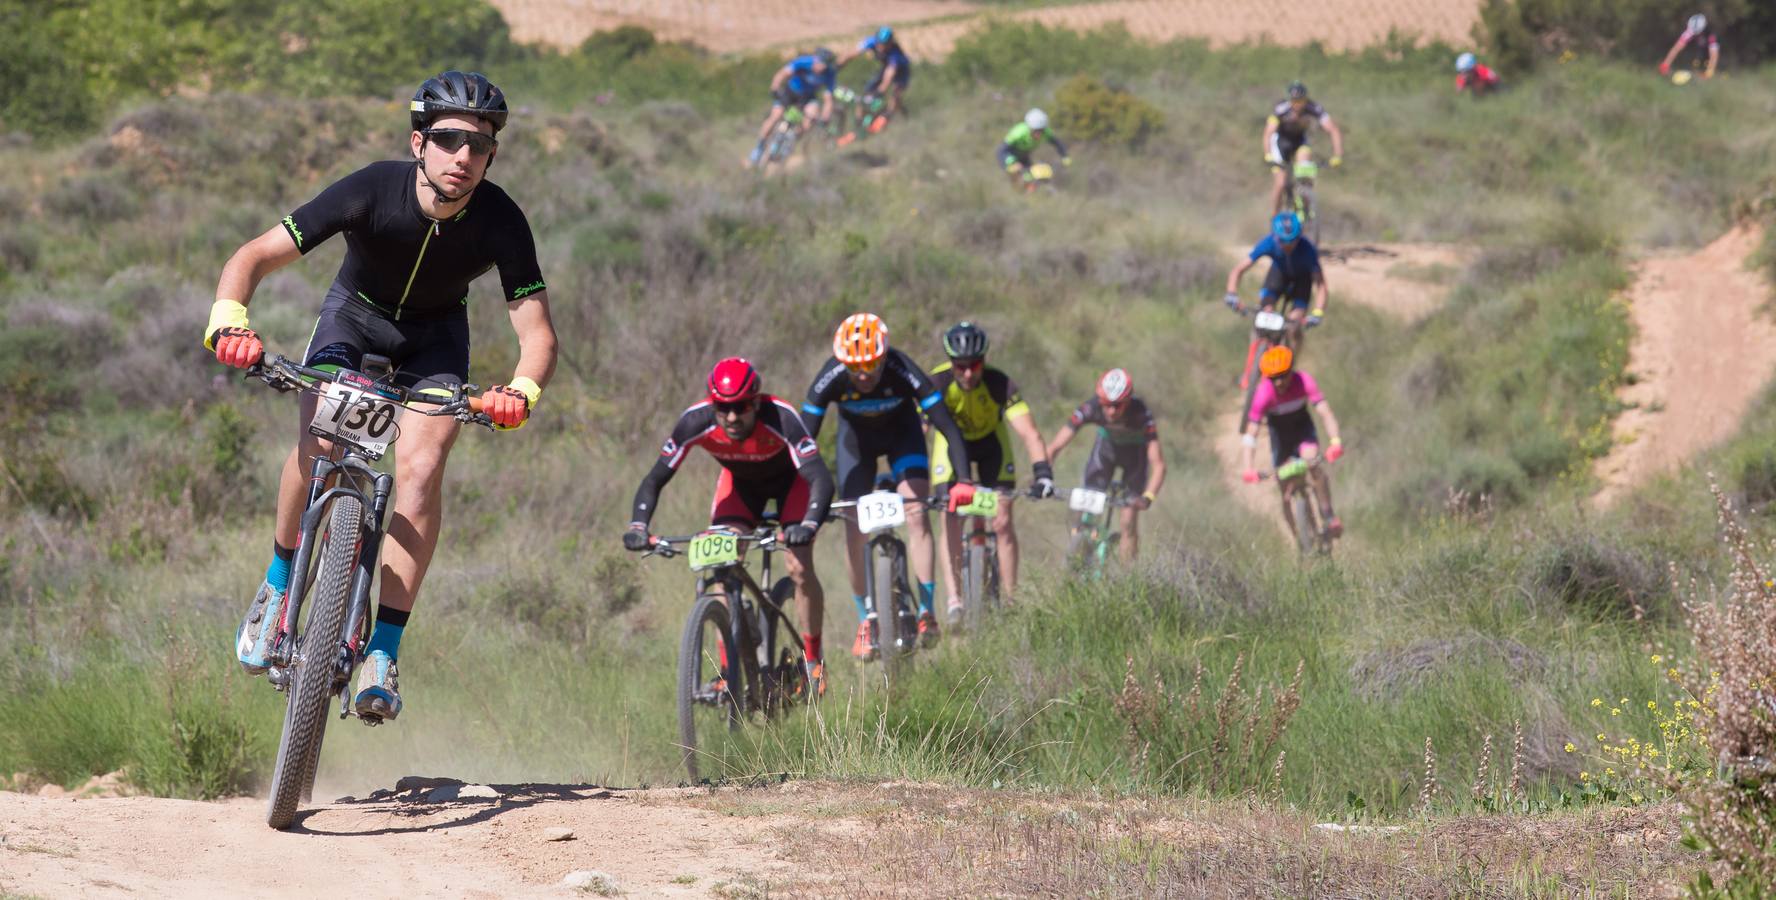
[803,633,822,663]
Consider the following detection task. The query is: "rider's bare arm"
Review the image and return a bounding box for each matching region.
[1261,118,1279,160]
[1226,256,1258,295]
[1239,421,1260,473]
[216,226,302,307]
[506,291,559,389]
[1707,42,1719,77]
[770,66,792,92]
[1046,422,1078,461]
[1007,409,1050,466]
[1323,116,1344,159]
[1143,439,1166,499]
[1313,400,1342,446]
[1313,268,1330,313]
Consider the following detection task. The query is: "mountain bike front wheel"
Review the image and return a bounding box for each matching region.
[1289,490,1318,557]
[677,592,743,782]
[267,495,361,830]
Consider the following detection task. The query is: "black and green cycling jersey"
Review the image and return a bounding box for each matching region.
[929,362,1031,442]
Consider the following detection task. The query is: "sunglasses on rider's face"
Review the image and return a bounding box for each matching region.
[952,358,984,373]
[845,359,884,376]
[424,128,498,157]
[714,399,755,416]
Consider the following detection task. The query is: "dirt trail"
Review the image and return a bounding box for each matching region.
[1211,243,1469,529]
[0,781,790,898]
[488,0,1481,55]
[1593,223,1775,506]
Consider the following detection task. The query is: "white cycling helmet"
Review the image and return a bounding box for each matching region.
[1687,13,1707,34]
[1024,108,1049,131]
[1455,52,1476,73]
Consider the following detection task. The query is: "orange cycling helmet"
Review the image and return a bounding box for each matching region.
[833,313,889,367]
[1259,346,1294,378]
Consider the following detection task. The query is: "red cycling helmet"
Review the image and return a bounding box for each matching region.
[707,357,762,403]
[1096,368,1133,406]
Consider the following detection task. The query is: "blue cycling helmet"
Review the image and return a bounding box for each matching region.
[876,26,894,43]
[1271,212,1303,243]
[1455,52,1476,73]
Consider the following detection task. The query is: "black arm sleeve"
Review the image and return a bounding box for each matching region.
[629,459,677,528]
[799,454,836,526]
[1048,133,1069,158]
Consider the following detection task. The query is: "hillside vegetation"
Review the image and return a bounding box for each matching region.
[4,13,1776,891]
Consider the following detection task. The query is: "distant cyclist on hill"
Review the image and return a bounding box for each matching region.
[926,322,1056,620]
[1046,369,1166,563]
[998,108,1071,191]
[1239,346,1345,540]
[210,71,558,722]
[837,26,911,123]
[1225,212,1330,332]
[1262,81,1344,215]
[1454,53,1502,96]
[747,48,839,168]
[801,313,975,656]
[624,358,836,694]
[1659,14,1719,80]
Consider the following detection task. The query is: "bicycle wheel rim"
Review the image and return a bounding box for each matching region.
[677,593,739,782]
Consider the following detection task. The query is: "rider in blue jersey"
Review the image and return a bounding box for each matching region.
[837,27,910,120]
[1224,212,1331,329]
[748,48,839,167]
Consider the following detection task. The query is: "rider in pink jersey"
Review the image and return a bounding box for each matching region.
[1239,346,1344,538]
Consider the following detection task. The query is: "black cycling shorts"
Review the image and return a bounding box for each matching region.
[997,145,1031,170]
[1270,135,1306,168]
[1081,435,1149,492]
[835,413,930,500]
[1261,263,1314,309]
[302,288,470,392]
[1267,411,1321,468]
[932,428,1016,490]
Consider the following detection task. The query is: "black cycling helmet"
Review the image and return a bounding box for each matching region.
[815,46,837,65]
[943,321,990,360]
[1287,80,1309,101]
[410,71,509,134]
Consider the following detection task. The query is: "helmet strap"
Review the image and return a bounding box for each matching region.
[414,140,479,206]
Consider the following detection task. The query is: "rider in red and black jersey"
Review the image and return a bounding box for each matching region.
[1660,13,1720,80]
[625,358,835,690]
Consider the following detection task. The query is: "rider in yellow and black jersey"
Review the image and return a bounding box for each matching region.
[927,322,1055,621]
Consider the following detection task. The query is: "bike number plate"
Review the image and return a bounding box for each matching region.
[856,491,907,534]
[310,382,404,455]
[958,489,999,518]
[1253,311,1287,332]
[1069,488,1108,515]
[687,530,741,572]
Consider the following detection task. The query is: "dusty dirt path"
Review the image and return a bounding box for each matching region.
[0,781,792,898]
[1593,223,1775,506]
[1211,243,1469,529]
[489,0,1482,55]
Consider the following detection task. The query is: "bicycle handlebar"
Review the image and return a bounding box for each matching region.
[249,354,495,428]
[642,526,780,559]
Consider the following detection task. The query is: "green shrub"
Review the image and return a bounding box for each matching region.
[1053,75,1164,149]
[944,21,1159,87]
[0,8,98,138]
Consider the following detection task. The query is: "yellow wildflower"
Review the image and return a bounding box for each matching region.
[1564,742,1576,753]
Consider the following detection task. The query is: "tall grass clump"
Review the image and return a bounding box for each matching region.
[1677,483,1776,894]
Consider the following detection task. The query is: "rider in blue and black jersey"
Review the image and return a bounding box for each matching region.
[748,48,839,167]
[837,26,911,121]
[1224,211,1331,330]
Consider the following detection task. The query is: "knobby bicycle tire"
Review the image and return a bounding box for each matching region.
[759,577,806,714]
[267,495,361,830]
[872,540,904,689]
[964,539,987,630]
[677,592,739,782]
[1290,490,1318,557]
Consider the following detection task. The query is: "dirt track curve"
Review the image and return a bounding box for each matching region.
[488,0,1483,55]
[1593,223,1775,506]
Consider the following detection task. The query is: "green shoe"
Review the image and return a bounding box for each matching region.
[353,650,402,722]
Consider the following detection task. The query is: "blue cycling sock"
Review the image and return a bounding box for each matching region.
[852,594,870,620]
[365,606,410,662]
[918,582,936,615]
[265,543,295,595]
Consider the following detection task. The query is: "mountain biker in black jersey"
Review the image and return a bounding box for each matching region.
[927,322,1055,621]
[208,71,559,722]
[1045,369,1166,563]
[1262,81,1344,215]
[1659,13,1720,80]
[801,313,975,656]
[624,358,836,693]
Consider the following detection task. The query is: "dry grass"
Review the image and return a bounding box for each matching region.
[675,780,1688,897]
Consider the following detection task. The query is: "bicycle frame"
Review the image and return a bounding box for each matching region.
[661,526,802,715]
